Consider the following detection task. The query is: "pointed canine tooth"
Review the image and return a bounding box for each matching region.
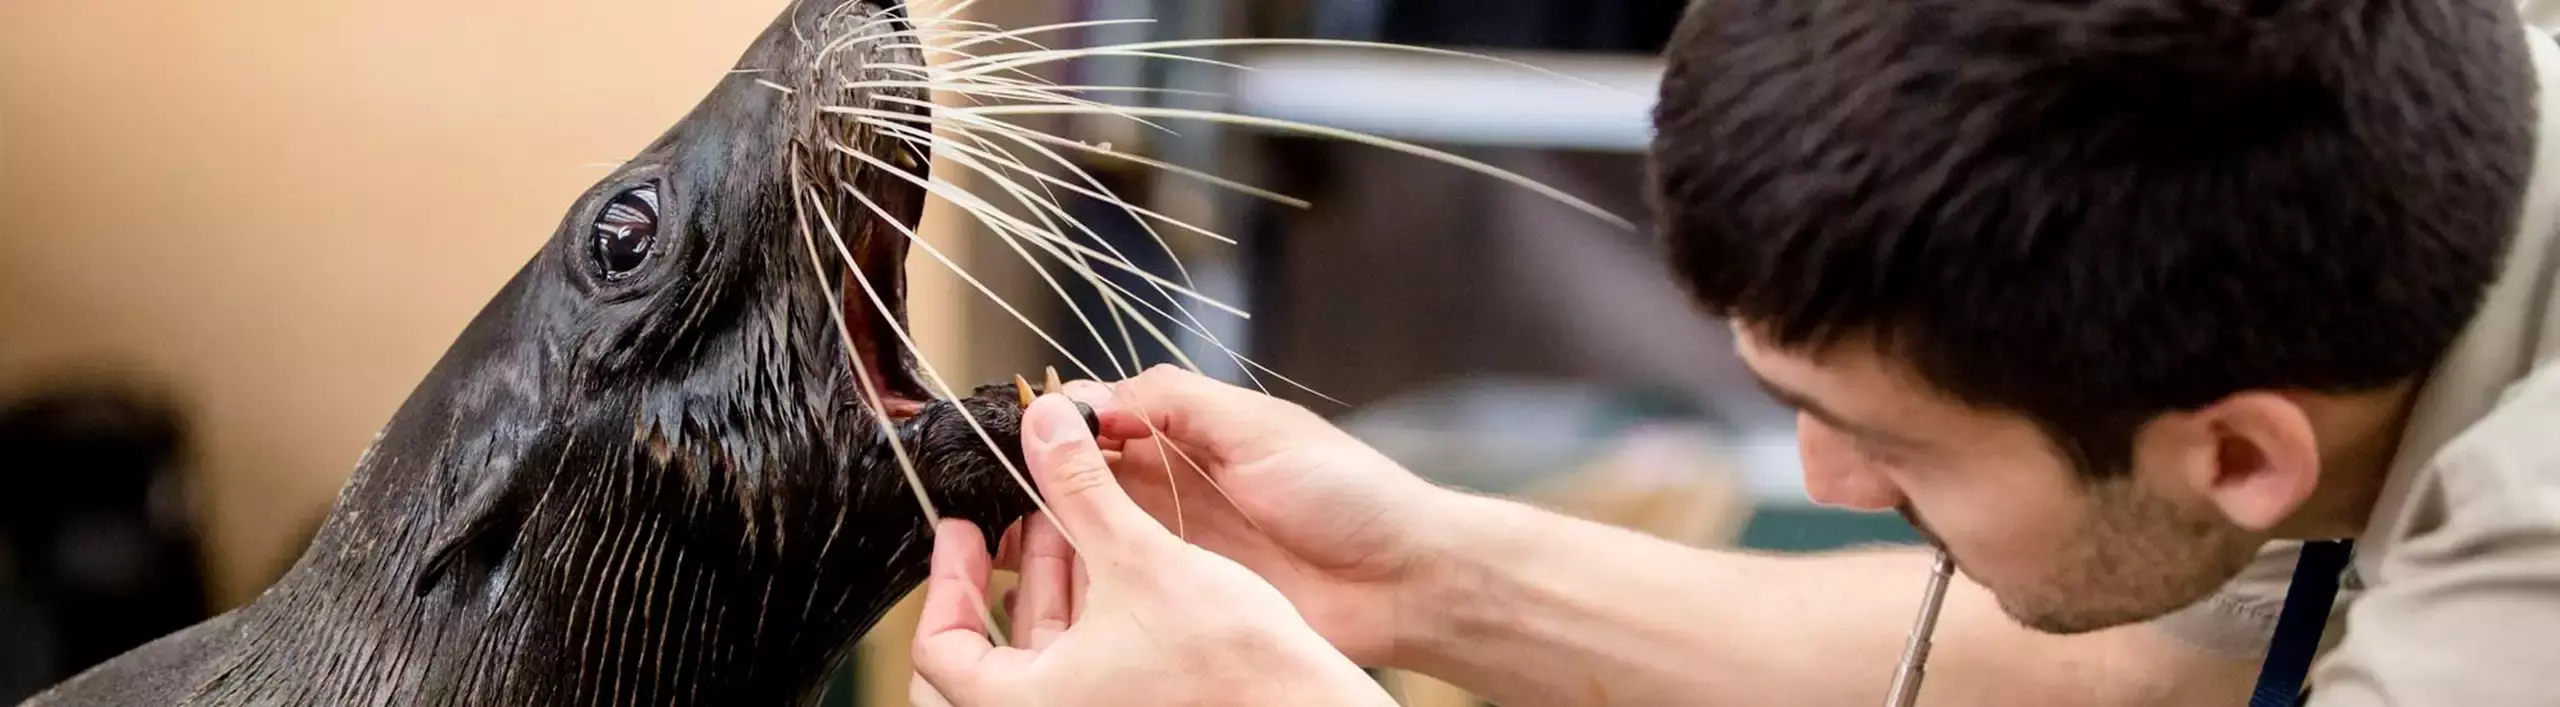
[1014,375,1036,408]
[1044,366,1063,395]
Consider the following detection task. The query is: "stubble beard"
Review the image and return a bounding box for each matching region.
[1995,477,2267,635]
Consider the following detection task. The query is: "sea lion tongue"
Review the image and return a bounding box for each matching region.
[17,3,1044,706]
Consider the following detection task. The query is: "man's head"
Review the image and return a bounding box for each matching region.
[1650,0,2536,633]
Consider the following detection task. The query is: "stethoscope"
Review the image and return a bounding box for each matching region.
[1883,549,1955,707]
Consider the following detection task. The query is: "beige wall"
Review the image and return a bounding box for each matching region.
[0,0,986,609]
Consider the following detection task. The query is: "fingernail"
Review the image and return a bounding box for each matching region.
[1076,386,1114,409]
[1033,400,1088,444]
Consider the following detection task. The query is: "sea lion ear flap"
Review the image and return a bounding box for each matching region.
[414,456,529,598]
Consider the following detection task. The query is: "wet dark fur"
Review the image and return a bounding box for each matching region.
[19,2,1040,705]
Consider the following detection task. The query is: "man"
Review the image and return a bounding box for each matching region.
[910,0,2560,704]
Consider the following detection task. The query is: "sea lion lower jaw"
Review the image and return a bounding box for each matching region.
[20,2,1045,706]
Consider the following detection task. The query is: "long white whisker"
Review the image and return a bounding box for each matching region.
[950,37,1643,98]
[861,92,1337,400]
[954,104,1635,230]
[847,79,1220,101]
[861,117,1243,245]
[861,116,1232,398]
[828,151,1112,377]
[935,47,1256,81]
[823,181,1085,561]
[872,122,1300,400]
[868,136,1138,381]
[878,127,1203,383]
[868,70,1187,137]
[786,158,937,530]
[833,102,1308,210]
[831,140,1255,318]
[935,18,1158,53]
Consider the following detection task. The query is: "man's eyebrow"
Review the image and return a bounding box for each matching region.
[1745,370,1911,448]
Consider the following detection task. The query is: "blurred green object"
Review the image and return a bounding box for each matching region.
[1736,505,1924,552]
[818,658,858,707]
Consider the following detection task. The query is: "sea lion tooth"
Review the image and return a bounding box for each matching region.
[1043,366,1063,395]
[1014,374,1036,408]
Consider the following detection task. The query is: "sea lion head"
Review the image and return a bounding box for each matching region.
[228,1,1042,701]
[437,0,1037,538]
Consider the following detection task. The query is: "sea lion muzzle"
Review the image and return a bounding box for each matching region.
[20,2,1048,705]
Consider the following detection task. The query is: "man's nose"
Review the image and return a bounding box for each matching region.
[1796,415,1904,511]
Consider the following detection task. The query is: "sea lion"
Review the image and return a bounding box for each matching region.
[18,1,1046,705]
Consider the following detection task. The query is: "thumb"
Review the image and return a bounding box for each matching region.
[1024,393,1172,565]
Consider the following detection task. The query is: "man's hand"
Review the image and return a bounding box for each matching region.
[1091,365,1474,667]
[1074,366,2251,707]
[908,393,1393,707]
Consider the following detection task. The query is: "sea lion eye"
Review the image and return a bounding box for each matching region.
[591,182,662,281]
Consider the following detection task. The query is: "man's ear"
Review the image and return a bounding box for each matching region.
[2176,392,2323,532]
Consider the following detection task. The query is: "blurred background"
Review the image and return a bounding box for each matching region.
[0,0,1915,704]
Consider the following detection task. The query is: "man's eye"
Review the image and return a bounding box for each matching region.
[591,182,661,281]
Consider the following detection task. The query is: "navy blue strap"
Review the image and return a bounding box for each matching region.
[2247,539,2354,707]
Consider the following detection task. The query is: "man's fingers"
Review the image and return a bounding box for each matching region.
[1096,363,1298,453]
[1058,380,1126,451]
[992,518,1027,573]
[908,676,957,707]
[911,520,1000,702]
[1009,512,1077,650]
[1095,407,1160,442]
[1025,394,1174,564]
[1071,554,1090,622]
[1059,379,1113,407]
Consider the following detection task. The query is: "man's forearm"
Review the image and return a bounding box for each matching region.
[1394,494,2256,706]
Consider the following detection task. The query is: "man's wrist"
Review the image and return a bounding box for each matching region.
[1384,488,1537,672]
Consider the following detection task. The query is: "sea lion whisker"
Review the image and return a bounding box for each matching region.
[847,77,1219,103]
[931,45,1256,79]
[894,140,1152,384]
[825,1,996,67]
[786,160,940,531]
[855,117,1262,380]
[851,130,1140,388]
[907,16,1160,55]
[857,120,1221,404]
[874,88,1187,161]
[876,101,1308,212]
[893,136,1221,384]
[862,130,1144,381]
[838,171,1108,380]
[959,104,1636,230]
[790,167,1005,653]
[873,75,1187,136]
[1066,265,1343,407]
[859,120,1166,281]
[858,116,1239,377]
[821,181,1082,565]
[961,37,1643,98]
[826,138,1251,319]
[896,0,986,30]
[854,114,1341,407]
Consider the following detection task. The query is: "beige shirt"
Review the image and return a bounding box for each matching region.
[2146,19,2560,706]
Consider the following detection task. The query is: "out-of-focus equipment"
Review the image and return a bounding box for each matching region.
[0,375,214,704]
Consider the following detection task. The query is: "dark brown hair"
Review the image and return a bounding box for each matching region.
[1648,0,2538,477]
